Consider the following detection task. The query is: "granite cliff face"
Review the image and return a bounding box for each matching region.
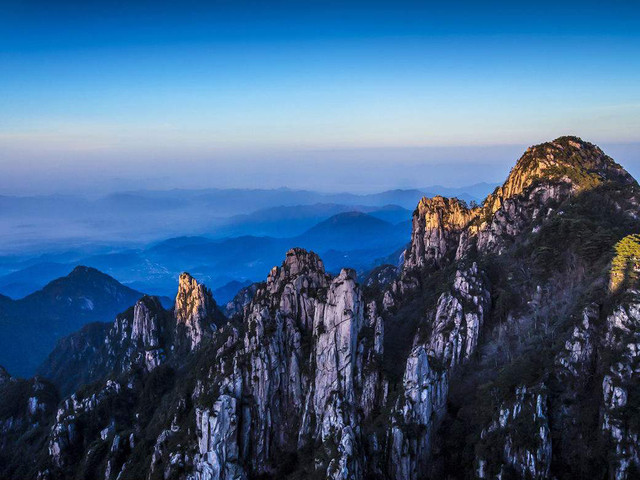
[601,291,640,480]
[405,196,476,269]
[475,383,552,479]
[174,272,222,351]
[1,137,640,480]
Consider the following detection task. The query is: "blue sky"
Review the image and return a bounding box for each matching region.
[1,0,639,193]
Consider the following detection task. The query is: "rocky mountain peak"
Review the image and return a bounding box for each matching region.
[402,137,639,272]
[174,272,219,350]
[497,136,633,202]
[266,247,328,294]
[417,196,475,228]
[282,247,325,276]
[131,295,165,348]
[405,196,478,268]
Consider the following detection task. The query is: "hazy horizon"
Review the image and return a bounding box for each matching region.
[2,1,639,195]
[2,140,639,196]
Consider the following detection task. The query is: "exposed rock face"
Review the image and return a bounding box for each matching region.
[155,250,378,480]
[390,345,448,480]
[131,296,163,347]
[358,300,386,419]
[224,283,258,318]
[175,272,221,350]
[0,369,57,439]
[40,276,225,396]
[192,396,246,480]
[36,275,226,478]
[428,263,491,368]
[389,263,489,479]
[0,370,57,479]
[105,295,169,374]
[405,196,476,269]
[601,293,640,479]
[473,181,573,254]
[476,384,552,480]
[48,379,125,469]
[313,268,362,415]
[555,304,598,379]
[311,268,364,480]
[237,248,329,472]
[39,296,170,395]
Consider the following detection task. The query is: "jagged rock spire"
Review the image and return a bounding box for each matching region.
[131,296,164,348]
[174,272,220,350]
[265,247,328,294]
[405,196,475,269]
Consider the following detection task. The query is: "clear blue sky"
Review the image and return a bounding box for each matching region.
[1,0,639,193]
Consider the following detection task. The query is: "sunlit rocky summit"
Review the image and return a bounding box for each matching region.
[1,137,640,480]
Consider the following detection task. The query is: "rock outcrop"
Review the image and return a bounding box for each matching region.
[390,345,448,480]
[475,384,552,480]
[428,263,491,368]
[311,268,364,480]
[389,262,490,479]
[0,369,57,439]
[39,276,225,396]
[192,396,246,480]
[405,196,477,269]
[601,292,640,479]
[555,303,598,380]
[175,272,223,350]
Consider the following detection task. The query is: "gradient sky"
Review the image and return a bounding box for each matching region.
[1,0,639,194]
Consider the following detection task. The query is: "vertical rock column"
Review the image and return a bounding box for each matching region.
[312,268,364,480]
[174,272,219,351]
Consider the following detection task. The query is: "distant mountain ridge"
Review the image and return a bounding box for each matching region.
[0,183,494,256]
[0,266,165,377]
[0,262,73,299]
[1,210,412,300]
[211,203,412,238]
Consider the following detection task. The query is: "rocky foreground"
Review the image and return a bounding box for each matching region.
[1,136,640,480]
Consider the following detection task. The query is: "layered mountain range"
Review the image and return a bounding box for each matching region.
[1,137,639,479]
[0,207,412,301]
[0,267,173,377]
